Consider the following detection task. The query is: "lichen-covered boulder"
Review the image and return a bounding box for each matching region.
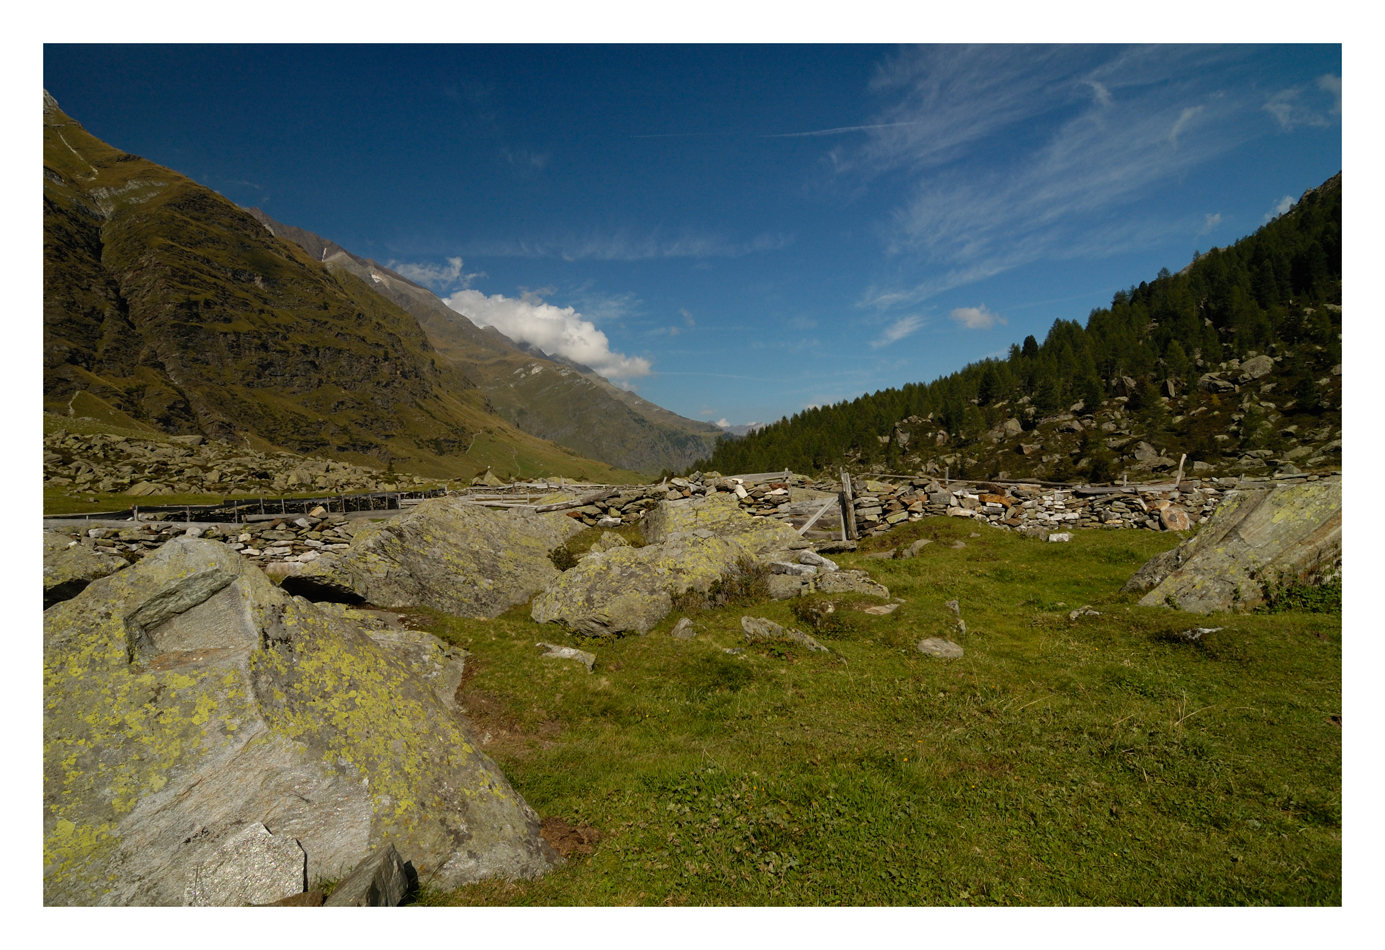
[532,535,746,636]
[533,493,808,637]
[43,531,127,608]
[43,537,556,906]
[1125,479,1341,613]
[642,491,804,557]
[282,497,583,616]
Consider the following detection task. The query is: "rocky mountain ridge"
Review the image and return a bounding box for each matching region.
[245,209,726,475]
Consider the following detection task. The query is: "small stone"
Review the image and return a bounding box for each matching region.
[861,603,898,615]
[1047,533,1072,542]
[797,550,839,572]
[917,638,964,659]
[537,642,596,672]
[670,617,697,640]
[950,541,966,549]
[1068,606,1100,620]
[899,539,932,558]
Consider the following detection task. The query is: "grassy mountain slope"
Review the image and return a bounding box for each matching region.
[245,209,726,475]
[698,173,1343,482]
[42,91,637,483]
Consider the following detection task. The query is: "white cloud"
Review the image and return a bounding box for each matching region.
[1199,212,1223,235]
[871,314,927,347]
[680,308,696,327]
[501,147,549,172]
[949,305,1005,330]
[1085,80,1112,107]
[1264,74,1340,131]
[388,256,483,291]
[444,289,652,381]
[1264,194,1295,222]
[715,418,730,428]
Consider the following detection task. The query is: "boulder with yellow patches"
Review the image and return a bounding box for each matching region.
[1127,480,1342,612]
[43,537,555,905]
[282,496,584,616]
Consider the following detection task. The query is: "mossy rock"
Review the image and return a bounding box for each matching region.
[43,538,556,905]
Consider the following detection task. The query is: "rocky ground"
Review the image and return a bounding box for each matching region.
[42,423,432,499]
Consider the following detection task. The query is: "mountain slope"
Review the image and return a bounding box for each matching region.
[698,172,1343,482]
[245,209,726,475]
[42,91,637,483]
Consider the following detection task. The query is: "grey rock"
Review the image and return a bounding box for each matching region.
[899,539,933,558]
[43,531,128,609]
[323,842,410,907]
[766,576,807,600]
[1159,506,1191,531]
[538,641,597,671]
[535,494,802,637]
[797,550,839,572]
[670,618,697,640]
[44,538,556,905]
[184,822,305,907]
[740,616,828,652]
[1129,479,1341,612]
[916,638,964,659]
[285,497,583,618]
[1238,354,1274,381]
[771,561,818,576]
[815,569,889,599]
[1047,533,1072,543]
[1067,606,1100,620]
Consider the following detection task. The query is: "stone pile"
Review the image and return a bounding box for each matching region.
[48,511,357,570]
[43,425,428,498]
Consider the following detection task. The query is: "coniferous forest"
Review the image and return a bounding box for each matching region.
[694,173,1342,481]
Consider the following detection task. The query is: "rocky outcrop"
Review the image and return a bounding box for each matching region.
[1124,480,1342,612]
[282,497,583,616]
[43,530,128,607]
[43,537,556,905]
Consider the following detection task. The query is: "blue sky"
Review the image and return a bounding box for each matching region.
[43,44,1341,427]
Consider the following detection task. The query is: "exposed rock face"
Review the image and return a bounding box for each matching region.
[1125,480,1342,612]
[43,537,556,905]
[532,493,806,637]
[283,497,583,616]
[44,531,128,607]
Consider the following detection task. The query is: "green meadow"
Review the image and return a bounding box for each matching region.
[407,517,1341,906]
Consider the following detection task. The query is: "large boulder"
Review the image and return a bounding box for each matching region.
[1123,480,1341,612]
[43,538,556,905]
[533,493,807,637]
[282,497,583,617]
[43,532,127,608]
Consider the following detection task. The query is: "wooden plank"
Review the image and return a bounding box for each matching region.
[840,469,858,541]
[797,497,839,536]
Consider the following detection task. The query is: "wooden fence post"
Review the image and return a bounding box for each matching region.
[840,469,858,541]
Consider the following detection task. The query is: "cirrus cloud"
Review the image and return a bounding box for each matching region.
[388,256,484,291]
[443,289,651,381]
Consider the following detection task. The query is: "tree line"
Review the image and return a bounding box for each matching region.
[692,173,1342,478]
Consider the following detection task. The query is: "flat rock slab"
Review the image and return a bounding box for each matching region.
[184,823,305,907]
[917,638,964,659]
[538,642,596,672]
[1128,480,1341,613]
[741,616,828,653]
[861,603,899,615]
[815,570,889,599]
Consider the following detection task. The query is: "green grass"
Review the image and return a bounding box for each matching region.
[404,517,1340,906]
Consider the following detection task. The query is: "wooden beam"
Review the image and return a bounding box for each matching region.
[796,497,839,536]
